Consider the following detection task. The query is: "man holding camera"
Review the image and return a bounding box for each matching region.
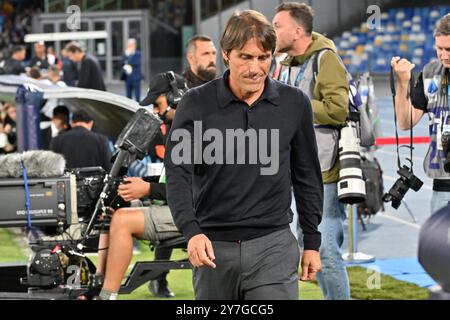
[391,14,450,214]
[272,3,350,300]
[165,10,323,300]
[94,72,187,300]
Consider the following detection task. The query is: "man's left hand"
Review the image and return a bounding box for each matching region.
[117,177,150,201]
[300,250,321,281]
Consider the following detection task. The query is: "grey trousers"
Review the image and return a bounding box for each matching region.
[193,227,300,300]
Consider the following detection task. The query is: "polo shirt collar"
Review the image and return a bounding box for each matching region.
[217,70,279,108]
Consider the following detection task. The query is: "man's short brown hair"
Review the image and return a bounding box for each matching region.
[220,10,276,66]
[435,13,450,37]
[64,42,83,53]
[186,35,213,54]
[276,2,314,35]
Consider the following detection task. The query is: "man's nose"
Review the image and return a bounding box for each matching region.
[248,58,260,72]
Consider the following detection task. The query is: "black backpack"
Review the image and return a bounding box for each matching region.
[358,155,384,217]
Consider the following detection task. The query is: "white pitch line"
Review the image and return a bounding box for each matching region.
[377,212,422,230]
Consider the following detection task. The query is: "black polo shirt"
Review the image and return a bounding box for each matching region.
[164,70,323,250]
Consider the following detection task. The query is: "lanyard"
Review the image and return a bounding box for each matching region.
[287,58,310,87]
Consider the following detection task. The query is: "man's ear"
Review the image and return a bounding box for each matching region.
[187,51,195,67]
[295,25,306,39]
[222,50,229,67]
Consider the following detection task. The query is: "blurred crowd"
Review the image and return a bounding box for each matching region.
[0,101,17,154]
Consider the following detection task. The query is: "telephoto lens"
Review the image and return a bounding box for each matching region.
[337,121,366,204]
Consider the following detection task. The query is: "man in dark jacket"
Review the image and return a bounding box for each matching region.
[61,47,78,86]
[2,45,26,75]
[121,38,143,101]
[183,35,217,88]
[50,110,111,171]
[29,42,49,70]
[65,42,106,91]
[41,105,70,150]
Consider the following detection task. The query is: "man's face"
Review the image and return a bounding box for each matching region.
[34,43,46,56]
[7,106,16,121]
[53,118,68,132]
[67,51,82,62]
[49,70,60,83]
[436,35,450,68]
[153,94,175,123]
[272,11,299,54]
[224,38,272,97]
[188,41,217,81]
[14,49,26,61]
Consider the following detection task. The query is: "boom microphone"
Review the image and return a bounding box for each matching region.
[0,150,66,178]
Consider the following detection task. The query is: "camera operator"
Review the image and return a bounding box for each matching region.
[93,72,187,300]
[391,13,450,214]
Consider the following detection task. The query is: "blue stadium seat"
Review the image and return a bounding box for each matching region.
[333,5,449,74]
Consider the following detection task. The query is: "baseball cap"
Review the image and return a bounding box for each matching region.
[139,72,186,106]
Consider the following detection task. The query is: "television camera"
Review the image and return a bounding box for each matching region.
[0,108,163,299]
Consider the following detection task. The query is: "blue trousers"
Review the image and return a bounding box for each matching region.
[125,79,141,102]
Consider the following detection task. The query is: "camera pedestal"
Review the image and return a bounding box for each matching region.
[342,204,376,264]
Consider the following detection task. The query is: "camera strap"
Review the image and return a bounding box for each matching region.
[390,65,415,172]
[21,160,32,229]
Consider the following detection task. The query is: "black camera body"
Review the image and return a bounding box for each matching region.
[73,167,130,223]
[383,166,423,209]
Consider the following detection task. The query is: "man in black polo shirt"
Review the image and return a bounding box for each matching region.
[165,10,323,300]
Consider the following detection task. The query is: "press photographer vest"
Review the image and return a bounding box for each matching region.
[278,50,339,174]
[422,60,450,179]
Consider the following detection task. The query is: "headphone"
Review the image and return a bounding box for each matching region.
[165,71,187,108]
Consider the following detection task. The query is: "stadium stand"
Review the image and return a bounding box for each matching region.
[334,5,450,74]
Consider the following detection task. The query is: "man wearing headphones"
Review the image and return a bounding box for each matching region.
[92,72,187,300]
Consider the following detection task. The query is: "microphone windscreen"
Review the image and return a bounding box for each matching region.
[0,150,66,178]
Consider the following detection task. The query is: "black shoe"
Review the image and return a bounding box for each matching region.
[149,278,175,298]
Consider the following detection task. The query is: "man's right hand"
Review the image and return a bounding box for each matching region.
[117,177,150,201]
[187,234,216,269]
[391,56,415,84]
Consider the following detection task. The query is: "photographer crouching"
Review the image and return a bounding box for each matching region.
[391,13,450,214]
[91,72,187,300]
